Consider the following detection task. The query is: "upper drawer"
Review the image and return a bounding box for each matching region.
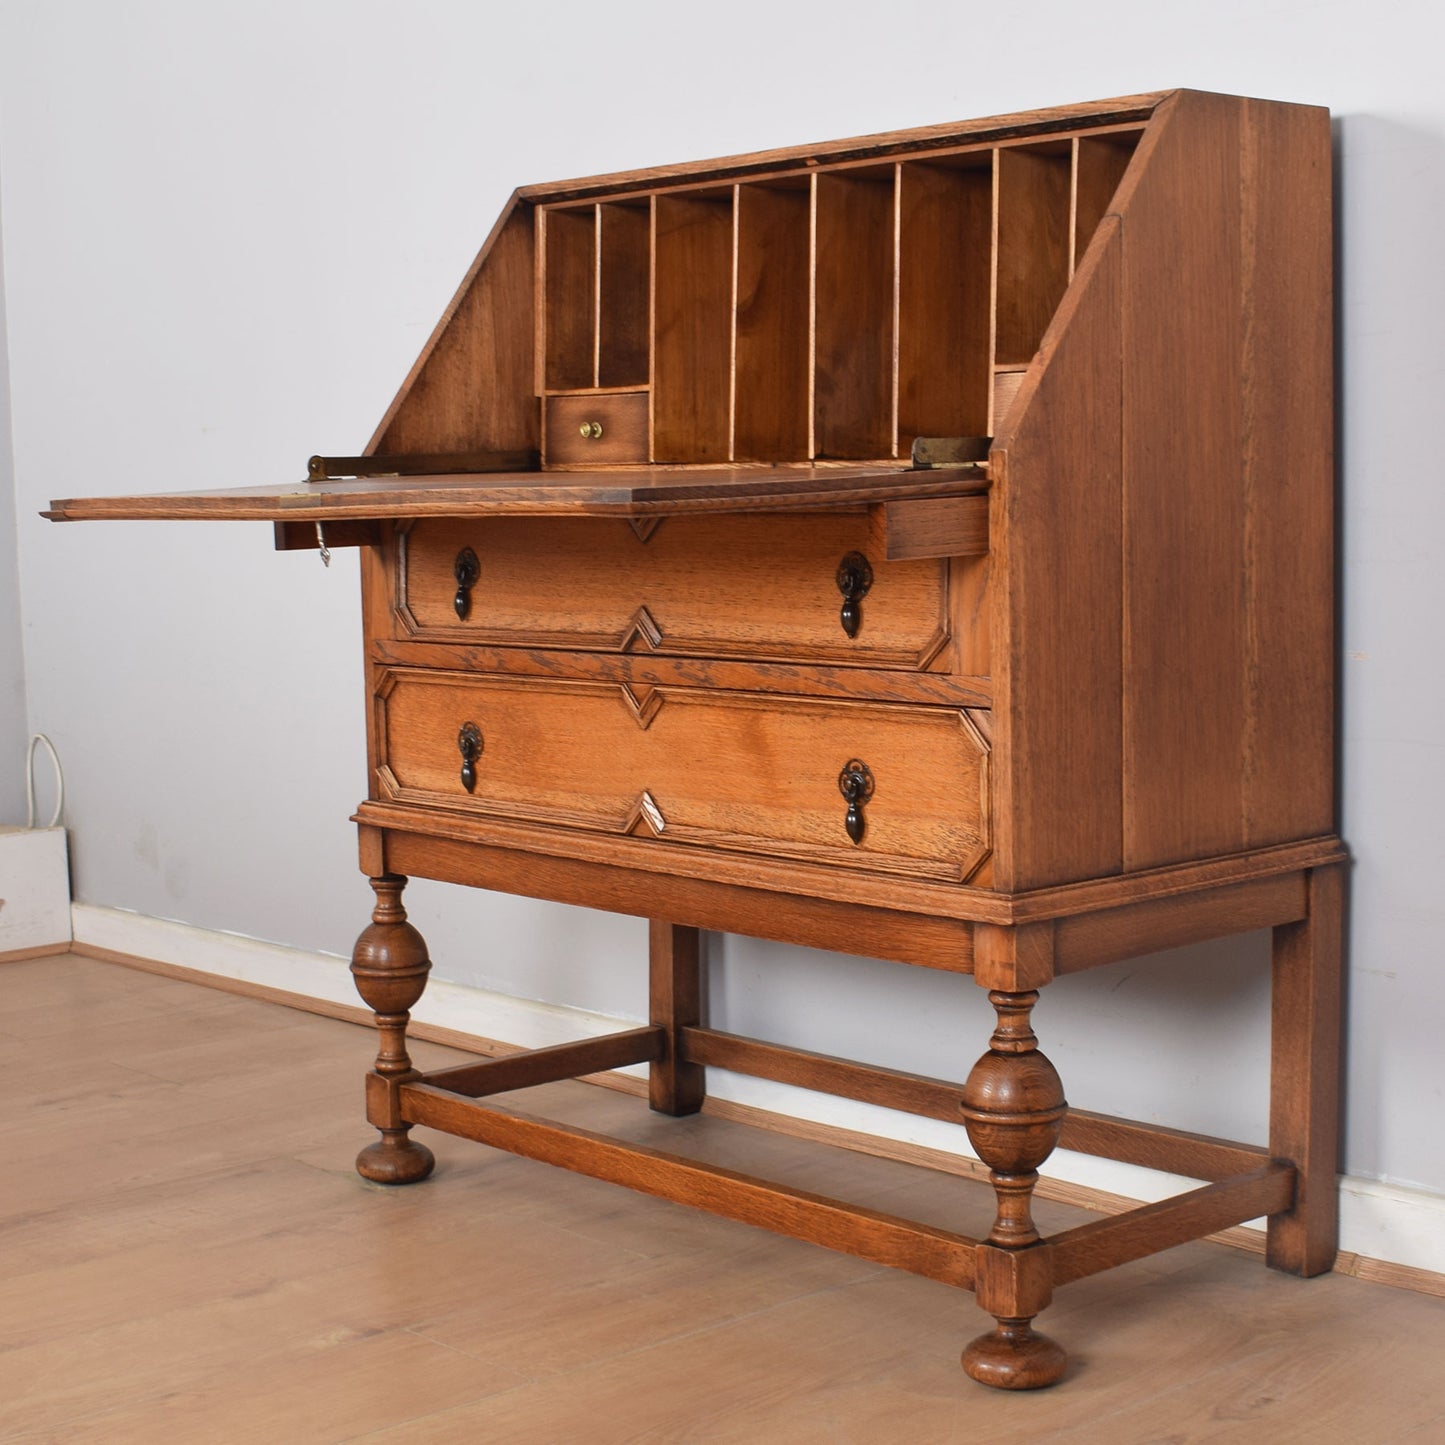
[397,513,951,669]
[375,668,990,882]
[545,391,649,466]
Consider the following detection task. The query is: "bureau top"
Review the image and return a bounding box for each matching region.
[511,90,1173,203]
[48,86,1329,524]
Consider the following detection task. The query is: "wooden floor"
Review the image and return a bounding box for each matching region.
[2,954,1443,1443]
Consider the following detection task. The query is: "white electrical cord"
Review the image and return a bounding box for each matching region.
[26,733,64,829]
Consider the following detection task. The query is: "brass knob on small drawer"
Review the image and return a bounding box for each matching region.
[579,421,604,440]
[838,759,875,845]
[458,722,483,793]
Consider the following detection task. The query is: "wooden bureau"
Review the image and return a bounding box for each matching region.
[47,88,1342,1389]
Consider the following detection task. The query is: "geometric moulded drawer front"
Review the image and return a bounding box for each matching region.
[376,668,990,881]
[396,514,952,670]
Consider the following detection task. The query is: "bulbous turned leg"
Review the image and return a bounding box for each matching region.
[959,989,1067,1389]
[351,874,435,1185]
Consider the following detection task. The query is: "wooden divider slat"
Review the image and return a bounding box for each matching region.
[598,202,651,388]
[1072,134,1137,273]
[734,182,811,461]
[543,206,596,391]
[653,193,734,462]
[898,157,992,449]
[814,170,896,459]
[994,146,1072,366]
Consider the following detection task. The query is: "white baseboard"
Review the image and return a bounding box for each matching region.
[70,903,1445,1283]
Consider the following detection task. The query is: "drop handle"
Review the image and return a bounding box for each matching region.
[838,759,875,845]
[453,547,480,621]
[458,722,483,793]
[835,552,874,639]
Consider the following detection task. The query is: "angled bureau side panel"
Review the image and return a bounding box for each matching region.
[368,198,539,457]
[990,216,1125,891]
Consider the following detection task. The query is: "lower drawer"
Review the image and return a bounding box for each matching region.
[375,669,990,882]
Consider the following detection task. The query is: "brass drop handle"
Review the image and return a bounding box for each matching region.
[453,547,480,621]
[458,722,483,793]
[838,759,874,845]
[579,421,604,440]
[835,552,874,639]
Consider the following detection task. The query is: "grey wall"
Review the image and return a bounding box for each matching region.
[0,177,28,826]
[1,2,1441,1194]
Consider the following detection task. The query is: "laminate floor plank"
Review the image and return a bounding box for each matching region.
[370,1246,1415,1443]
[2,1081,368,1217]
[409,1227,887,1382]
[1396,1417,1445,1442]
[2,954,1442,1443]
[17,1328,525,1445]
[0,953,191,1006]
[1044,1277,1445,1442]
[0,1202,633,1436]
[0,956,307,1042]
[4,989,311,1049]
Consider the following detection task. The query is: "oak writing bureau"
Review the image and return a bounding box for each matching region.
[47,88,1343,1389]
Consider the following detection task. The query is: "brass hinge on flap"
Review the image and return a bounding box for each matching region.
[276,448,543,557]
[307,450,540,480]
[910,436,992,470]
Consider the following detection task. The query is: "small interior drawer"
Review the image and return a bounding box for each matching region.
[545,390,649,466]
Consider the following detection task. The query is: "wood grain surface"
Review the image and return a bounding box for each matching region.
[374,668,991,881]
[396,512,950,668]
[46,464,990,521]
[652,192,734,462]
[813,169,897,460]
[733,181,811,461]
[898,156,993,445]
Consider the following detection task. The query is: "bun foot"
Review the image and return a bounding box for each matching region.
[962,1321,1067,1390]
[356,1129,435,1185]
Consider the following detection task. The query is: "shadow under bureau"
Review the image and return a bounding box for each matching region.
[47,87,1343,1389]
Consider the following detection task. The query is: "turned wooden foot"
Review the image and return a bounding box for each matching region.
[959,989,1067,1389]
[962,1319,1067,1390]
[351,874,435,1185]
[357,1129,435,1185]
